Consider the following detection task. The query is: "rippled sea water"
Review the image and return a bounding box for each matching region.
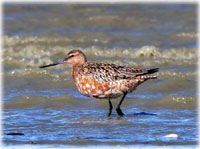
[2,3,198,148]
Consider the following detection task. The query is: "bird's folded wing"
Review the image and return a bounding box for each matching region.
[80,62,154,82]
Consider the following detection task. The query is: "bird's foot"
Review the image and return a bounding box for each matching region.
[116,108,124,117]
[107,112,112,117]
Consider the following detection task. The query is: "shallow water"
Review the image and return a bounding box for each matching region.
[2,3,198,147]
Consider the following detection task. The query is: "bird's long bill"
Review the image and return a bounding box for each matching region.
[39,58,67,68]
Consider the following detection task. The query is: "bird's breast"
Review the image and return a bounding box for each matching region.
[74,75,134,99]
[75,75,107,98]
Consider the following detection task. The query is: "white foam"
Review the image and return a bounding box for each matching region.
[164,133,178,138]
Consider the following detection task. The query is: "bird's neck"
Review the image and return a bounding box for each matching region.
[72,63,83,82]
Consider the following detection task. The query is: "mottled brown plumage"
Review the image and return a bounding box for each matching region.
[74,62,158,99]
[40,49,159,116]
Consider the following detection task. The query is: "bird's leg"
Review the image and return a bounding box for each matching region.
[116,92,127,116]
[108,99,113,116]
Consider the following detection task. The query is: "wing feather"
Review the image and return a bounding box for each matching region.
[79,62,158,83]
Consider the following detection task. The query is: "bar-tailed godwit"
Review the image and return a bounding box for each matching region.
[40,49,159,116]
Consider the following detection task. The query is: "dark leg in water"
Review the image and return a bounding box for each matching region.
[116,92,127,116]
[108,99,113,116]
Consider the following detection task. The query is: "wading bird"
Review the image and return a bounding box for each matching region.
[40,49,159,116]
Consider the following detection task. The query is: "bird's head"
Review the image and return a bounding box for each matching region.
[66,49,87,65]
[39,49,87,68]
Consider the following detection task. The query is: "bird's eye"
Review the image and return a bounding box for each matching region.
[69,54,74,58]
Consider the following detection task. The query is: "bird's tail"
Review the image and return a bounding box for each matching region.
[135,68,159,79]
[145,68,159,79]
[146,68,159,74]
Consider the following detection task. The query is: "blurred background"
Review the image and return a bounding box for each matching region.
[3,3,198,147]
